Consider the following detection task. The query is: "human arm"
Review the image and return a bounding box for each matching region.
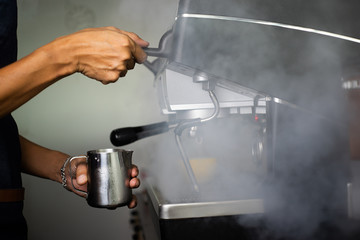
[19,135,68,183]
[19,136,140,208]
[0,27,148,118]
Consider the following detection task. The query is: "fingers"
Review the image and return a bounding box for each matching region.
[118,29,149,48]
[129,164,140,188]
[126,58,135,70]
[127,164,140,209]
[99,38,146,83]
[129,178,140,188]
[127,195,137,209]
[119,70,128,78]
[71,26,148,83]
[115,29,148,64]
[104,27,148,63]
[76,162,87,185]
[131,164,139,177]
[66,159,87,198]
[131,43,148,64]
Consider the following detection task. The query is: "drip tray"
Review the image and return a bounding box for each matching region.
[145,181,265,220]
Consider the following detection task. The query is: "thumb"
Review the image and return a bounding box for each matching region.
[76,163,87,185]
[122,30,149,47]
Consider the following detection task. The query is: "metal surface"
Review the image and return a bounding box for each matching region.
[71,149,133,208]
[156,67,267,116]
[343,80,360,90]
[145,181,264,220]
[179,13,360,44]
[173,90,220,192]
[159,199,264,220]
[162,3,353,120]
[134,1,360,238]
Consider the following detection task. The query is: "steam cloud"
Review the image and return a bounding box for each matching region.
[143,0,360,239]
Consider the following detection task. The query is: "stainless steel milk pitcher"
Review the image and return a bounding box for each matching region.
[69,148,133,209]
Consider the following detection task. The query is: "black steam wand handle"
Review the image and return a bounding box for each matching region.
[110,122,171,147]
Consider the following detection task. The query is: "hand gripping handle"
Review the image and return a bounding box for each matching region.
[69,156,88,197]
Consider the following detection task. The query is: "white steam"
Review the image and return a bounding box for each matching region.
[142,0,360,239]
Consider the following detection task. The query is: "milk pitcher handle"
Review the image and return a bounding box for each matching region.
[69,156,88,197]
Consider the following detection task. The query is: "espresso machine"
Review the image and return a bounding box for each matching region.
[111,0,360,239]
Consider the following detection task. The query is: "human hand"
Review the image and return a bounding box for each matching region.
[71,161,140,209]
[50,26,149,84]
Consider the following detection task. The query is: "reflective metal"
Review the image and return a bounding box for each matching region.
[178,13,360,44]
[145,182,264,220]
[70,148,133,209]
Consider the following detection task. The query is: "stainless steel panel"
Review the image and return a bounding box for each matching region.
[145,181,264,220]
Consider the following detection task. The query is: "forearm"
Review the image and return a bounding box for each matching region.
[0,27,148,117]
[19,136,68,183]
[0,40,75,117]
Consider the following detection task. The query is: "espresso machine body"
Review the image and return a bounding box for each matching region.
[120,1,360,239]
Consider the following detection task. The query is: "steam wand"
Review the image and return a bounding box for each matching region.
[174,90,220,193]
